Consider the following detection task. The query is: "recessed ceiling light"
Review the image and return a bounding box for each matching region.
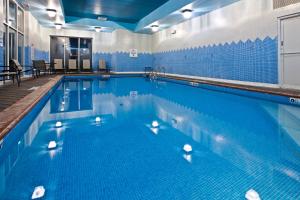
[95,27,101,32]
[181,9,193,19]
[54,23,62,30]
[151,25,159,32]
[97,16,107,21]
[46,9,57,18]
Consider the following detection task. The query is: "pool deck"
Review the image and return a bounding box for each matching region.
[0,75,62,141]
[0,72,300,141]
[161,73,300,98]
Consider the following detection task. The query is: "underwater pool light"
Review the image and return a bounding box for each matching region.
[32,186,45,199]
[55,121,62,128]
[183,144,192,153]
[48,141,57,150]
[95,117,101,123]
[152,121,159,128]
[245,189,260,200]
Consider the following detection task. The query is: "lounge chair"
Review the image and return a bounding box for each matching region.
[32,60,50,77]
[98,59,110,73]
[54,59,64,73]
[68,59,78,72]
[9,59,36,86]
[82,59,91,71]
[0,65,19,86]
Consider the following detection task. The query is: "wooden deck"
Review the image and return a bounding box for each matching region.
[0,75,62,140]
[0,76,59,111]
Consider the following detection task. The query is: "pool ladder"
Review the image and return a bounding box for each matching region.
[149,67,166,80]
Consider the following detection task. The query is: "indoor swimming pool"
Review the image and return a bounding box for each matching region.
[0,76,300,199]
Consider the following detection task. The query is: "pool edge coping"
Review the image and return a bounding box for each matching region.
[0,75,63,141]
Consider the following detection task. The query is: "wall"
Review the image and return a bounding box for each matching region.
[152,0,300,85]
[24,14,153,72]
[24,12,50,67]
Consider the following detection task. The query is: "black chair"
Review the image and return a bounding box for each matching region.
[9,59,37,86]
[32,60,50,77]
[0,65,19,86]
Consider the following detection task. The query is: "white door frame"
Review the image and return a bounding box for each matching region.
[277,12,300,89]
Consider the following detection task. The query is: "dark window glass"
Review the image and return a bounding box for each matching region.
[18,33,23,64]
[9,28,16,60]
[8,1,17,28]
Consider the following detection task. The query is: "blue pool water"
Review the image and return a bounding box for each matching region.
[0,76,300,199]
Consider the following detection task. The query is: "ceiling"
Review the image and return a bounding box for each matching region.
[18,0,240,34]
[61,0,169,24]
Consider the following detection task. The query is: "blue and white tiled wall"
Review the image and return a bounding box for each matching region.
[25,46,49,65]
[111,52,153,72]
[92,52,112,70]
[153,37,278,84]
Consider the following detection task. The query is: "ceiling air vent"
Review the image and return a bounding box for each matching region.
[273,0,300,9]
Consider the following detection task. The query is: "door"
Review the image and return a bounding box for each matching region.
[280,15,300,89]
[65,37,79,71]
[79,38,92,71]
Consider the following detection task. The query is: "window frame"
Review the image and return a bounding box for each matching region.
[2,0,25,66]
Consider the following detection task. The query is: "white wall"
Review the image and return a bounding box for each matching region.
[25,11,152,54]
[152,0,300,52]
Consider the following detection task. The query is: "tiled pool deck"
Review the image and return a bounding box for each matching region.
[0,73,300,141]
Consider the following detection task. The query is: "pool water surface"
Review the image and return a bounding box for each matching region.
[0,77,300,199]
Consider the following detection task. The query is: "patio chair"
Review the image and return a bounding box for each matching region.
[0,65,19,86]
[32,60,50,77]
[82,59,91,71]
[9,59,36,86]
[54,59,64,73]
[68,59,78,72]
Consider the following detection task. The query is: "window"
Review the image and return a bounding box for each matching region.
[18,34,23,64]
[3,0,7,22]
[9,1,17,28]
[17,7,24,32]
[1,30,6,66]
[9,28,16,60]
[2,0,24,65]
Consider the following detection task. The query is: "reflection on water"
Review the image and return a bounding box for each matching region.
[0,77,300,199]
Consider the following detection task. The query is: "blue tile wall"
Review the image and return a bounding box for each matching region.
[34,49,49,62]
[153,37,278,84]
[92,52,112,71]
[25,46,49,66]
[111,52,153,72]
[25,46,31,66]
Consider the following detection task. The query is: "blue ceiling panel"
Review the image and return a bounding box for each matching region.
[61,0,169,23]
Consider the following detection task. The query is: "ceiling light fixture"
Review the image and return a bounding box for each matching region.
[181,9,193,19]
[95,27,101,32]
[55,23,62,30]
[46,9,57,18]
[97,16,108,21]
[151,25,159,32]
